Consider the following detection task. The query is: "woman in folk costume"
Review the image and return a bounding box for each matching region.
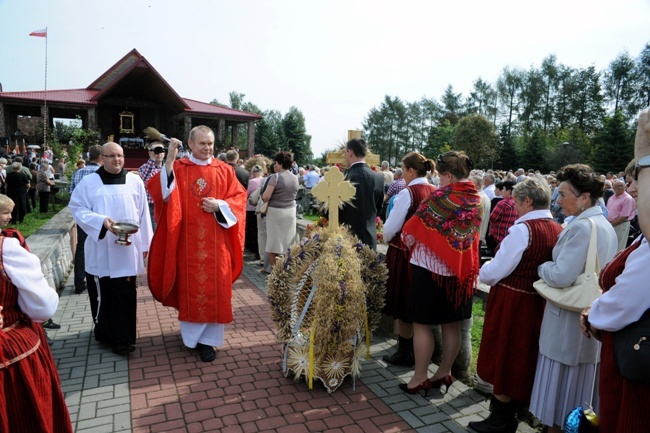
[381,152,436,367]
[468,178,562,433]
[0,194,72,433]
[399,151,482,395]
[530,164,617,433]
[581,159,650,432]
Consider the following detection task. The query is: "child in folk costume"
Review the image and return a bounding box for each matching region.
[0,194,72,432]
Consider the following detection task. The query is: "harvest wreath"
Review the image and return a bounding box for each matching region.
[267,225,387,392]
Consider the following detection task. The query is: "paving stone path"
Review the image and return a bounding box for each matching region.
[48,257,538,433]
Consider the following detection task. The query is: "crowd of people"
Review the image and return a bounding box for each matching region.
[2,108,650,432]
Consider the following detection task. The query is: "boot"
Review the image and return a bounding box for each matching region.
[468,396,518,433]
[382,336,415,367]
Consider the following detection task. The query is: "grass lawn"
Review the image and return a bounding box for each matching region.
[470,298,486,375]
[6,195,70,238]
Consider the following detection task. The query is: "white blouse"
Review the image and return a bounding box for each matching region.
[479,210,553,286]
[589,236,650,331]
[3,237,59,322]
[383,177,429,243]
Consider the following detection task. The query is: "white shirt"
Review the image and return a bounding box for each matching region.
[484,184,496,200]
[479,209,553,286]
[589,237,650,331]
[383,177,428,243]
[3,237,59,322]
[478,190,491,242]
[69,171,153,278]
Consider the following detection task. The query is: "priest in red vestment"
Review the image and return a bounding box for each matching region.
[147,125,246,362]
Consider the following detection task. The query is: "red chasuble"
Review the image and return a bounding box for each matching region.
[147,159,246,324]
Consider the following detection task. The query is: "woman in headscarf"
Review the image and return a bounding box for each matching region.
[399,151,482,395]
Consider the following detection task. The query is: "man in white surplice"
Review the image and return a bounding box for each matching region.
[69,142,152,356]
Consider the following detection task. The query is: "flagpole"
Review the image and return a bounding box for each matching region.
[43,26,48,147]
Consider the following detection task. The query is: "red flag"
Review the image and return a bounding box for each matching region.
[29,28,47,38]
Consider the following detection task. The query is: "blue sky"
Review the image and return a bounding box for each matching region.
[1,0,649,156]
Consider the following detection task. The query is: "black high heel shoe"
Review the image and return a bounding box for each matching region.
[398,379,433,397]
[429,375,454,392]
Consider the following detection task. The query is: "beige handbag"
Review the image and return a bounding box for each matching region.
[533,218,602,312]
[257,199,269,215]
[248,187,261,206]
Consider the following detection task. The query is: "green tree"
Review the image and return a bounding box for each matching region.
[229,91,246,110]
[255,110,284,157]
[496,67,524,137]
[570,66,606,135]
[467,77,497,121]
[48,118,100,179]
[494,124,518,171]
[452,114,499,169]
[604,51,639,119]
[540,55,559,131]
[362,95,408,165]
[546,125,588,170]
[520,129,548,172]
[441,84,464,118]
[592,111,633,173]
[424,120,455,160]
[282,107,312,165]
[519,68,546,131]
[637,43,650,108]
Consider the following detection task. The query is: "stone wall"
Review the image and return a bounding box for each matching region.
[26,207,76,292]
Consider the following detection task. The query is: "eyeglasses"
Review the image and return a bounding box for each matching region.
[437,154,443,164]
[102,154,124,159]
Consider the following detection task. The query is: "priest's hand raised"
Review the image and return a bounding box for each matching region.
[165,138,183,175]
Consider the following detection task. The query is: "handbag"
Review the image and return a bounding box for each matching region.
[564,344,600,432]
[257,199,269,215]
[533,218,602,312]
[255,175,275,215]
[614,308,650,385]
[248,187,261,206]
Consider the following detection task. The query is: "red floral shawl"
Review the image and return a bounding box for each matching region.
[402,180,482,308]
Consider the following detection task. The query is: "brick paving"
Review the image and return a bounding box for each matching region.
[48,257,539,433]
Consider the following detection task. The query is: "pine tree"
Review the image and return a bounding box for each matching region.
[592,111,633,173]
[520,129,547,172]
[495,124,518,171]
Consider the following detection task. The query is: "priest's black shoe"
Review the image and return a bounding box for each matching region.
[382,336,415,367]
[112,344,136,355]
[197,343,216,362]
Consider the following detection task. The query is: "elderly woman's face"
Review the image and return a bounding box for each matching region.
[513,195,529,218]
[556,181,589,217]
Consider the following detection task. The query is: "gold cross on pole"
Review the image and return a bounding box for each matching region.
[311,166,356,229]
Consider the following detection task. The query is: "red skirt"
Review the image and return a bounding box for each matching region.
[598,331,650,433]
[476,284,545,402]
[382,245,412,322]
[0,322,72,433]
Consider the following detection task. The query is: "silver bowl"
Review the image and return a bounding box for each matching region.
[112,220,139,246]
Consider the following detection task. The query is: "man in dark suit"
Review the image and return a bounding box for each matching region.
[225,150,249,189]
[339,138,384,251]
